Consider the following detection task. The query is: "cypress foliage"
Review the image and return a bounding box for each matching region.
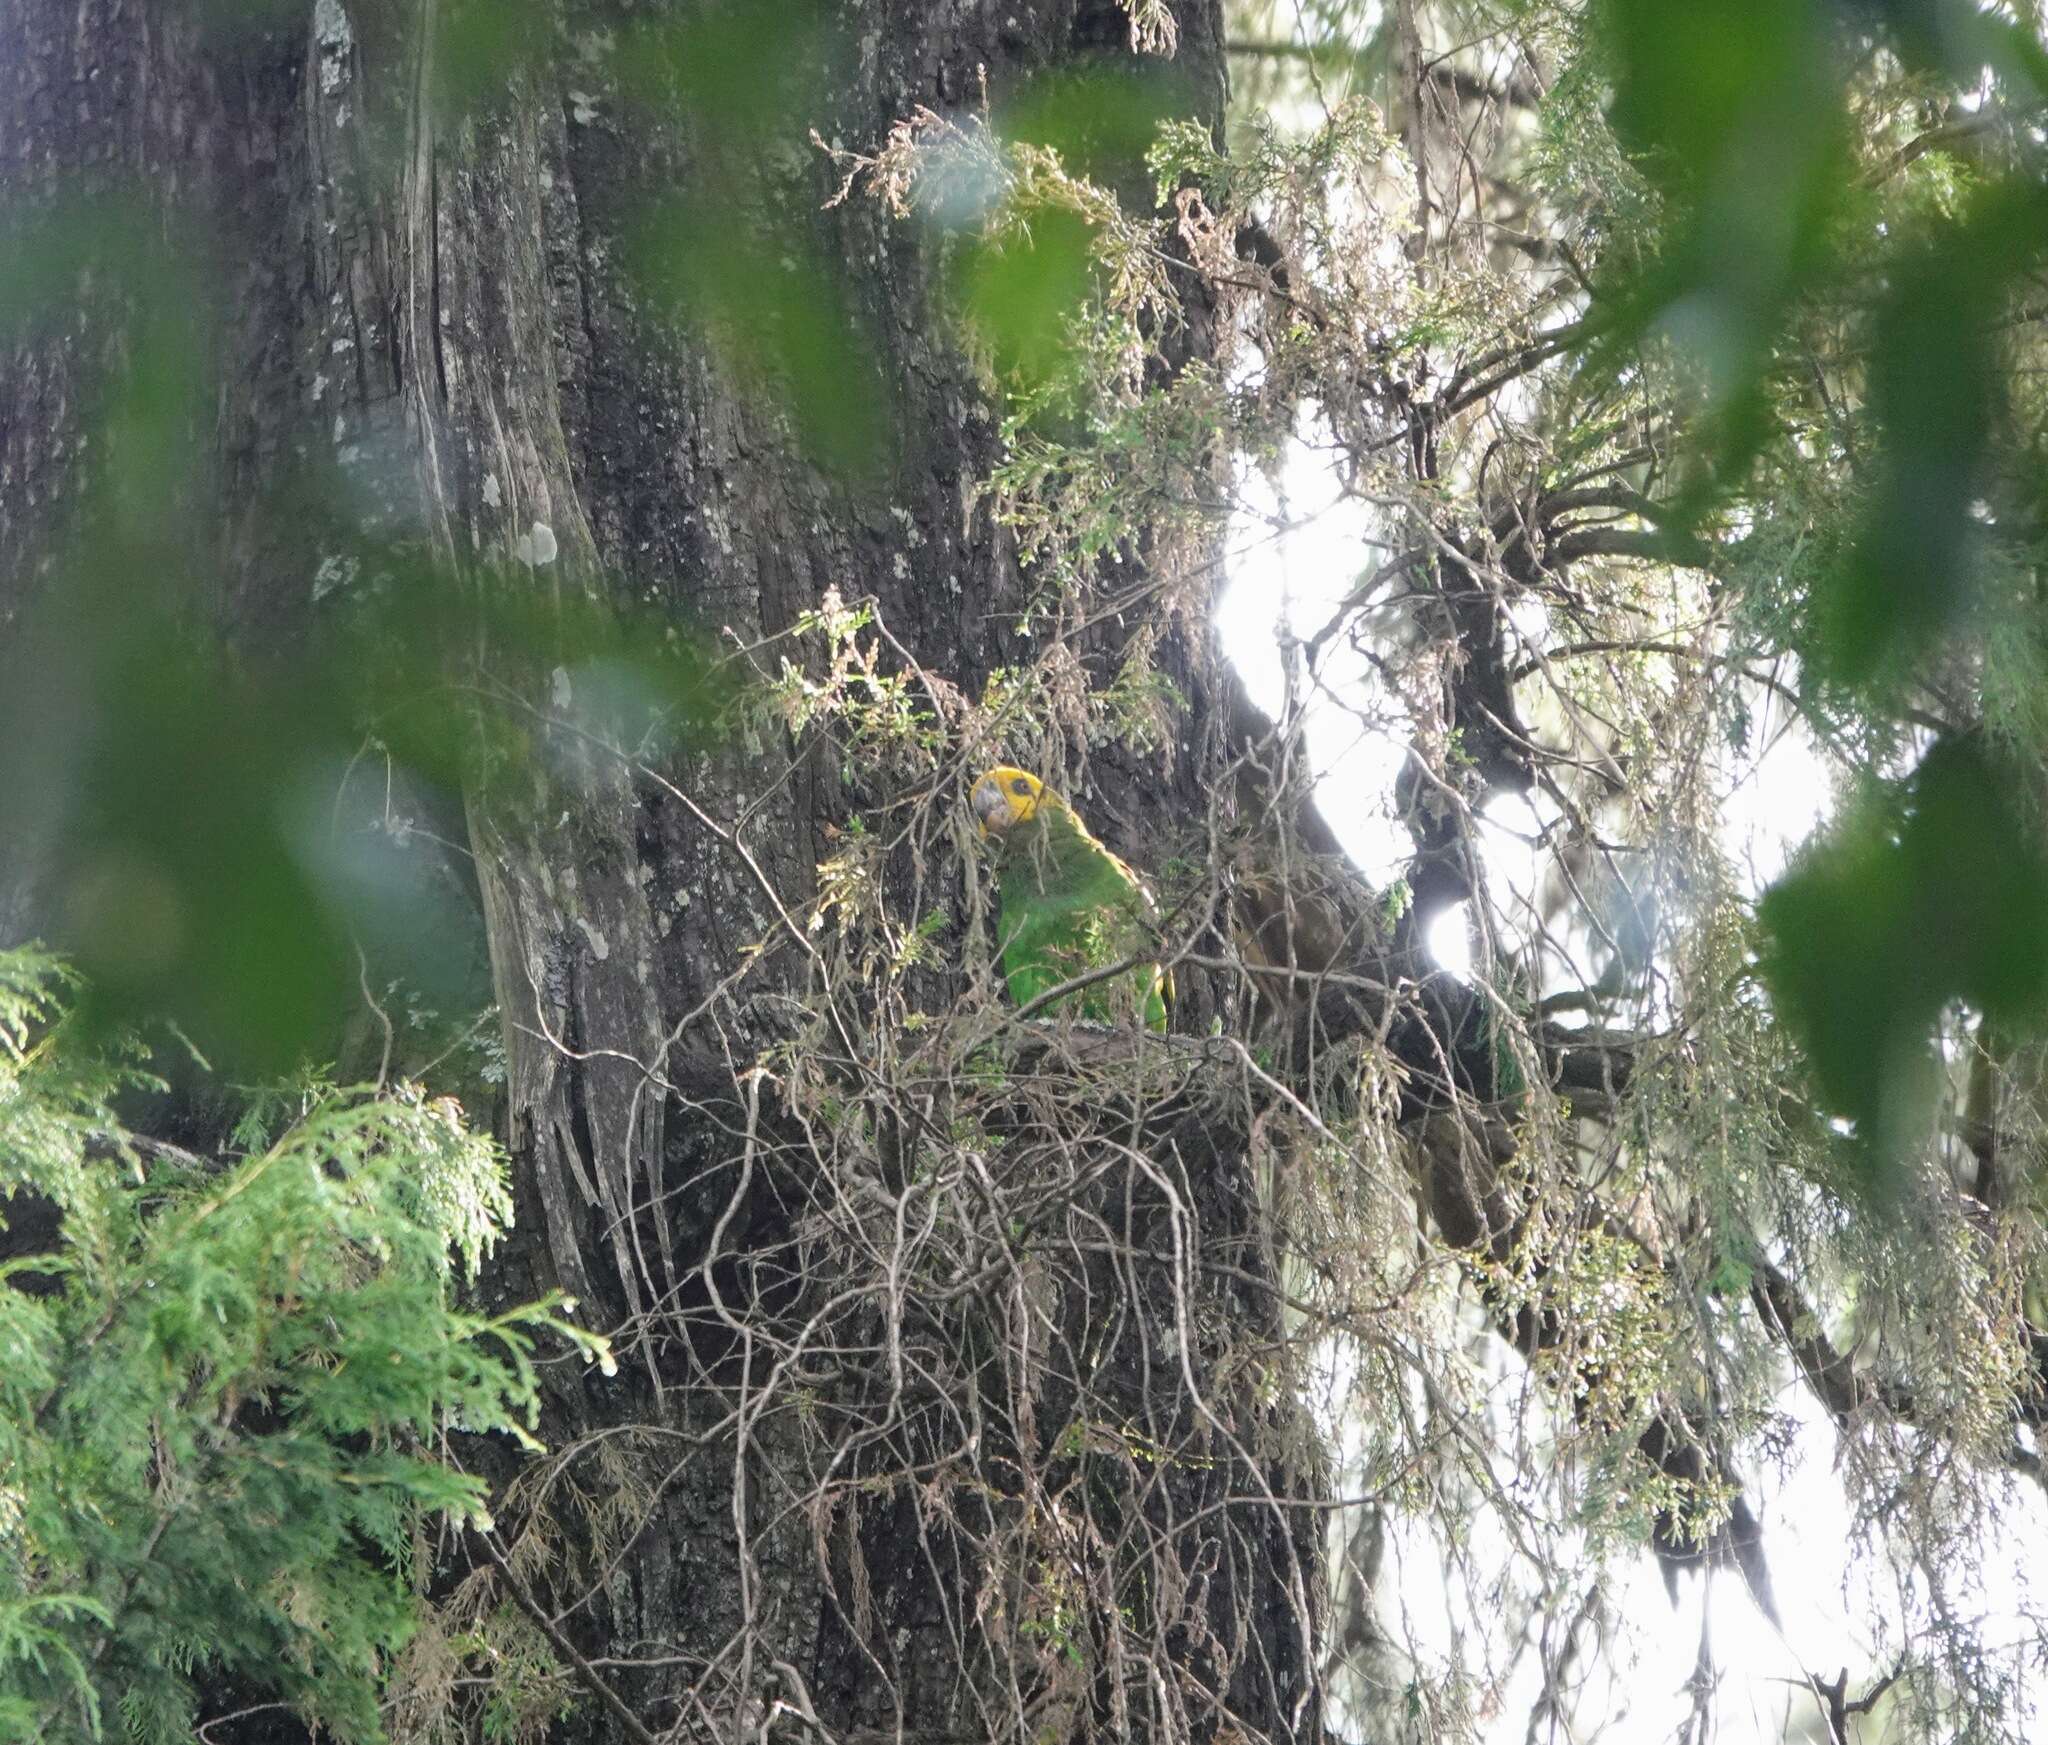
[0,950,606,1743]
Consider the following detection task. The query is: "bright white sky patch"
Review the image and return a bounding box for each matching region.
[1720,670,1834,896]
[1325,1340,2048,1743]
[1425,902,1472,981]
[1217,434,2048,1742]
[1218,442,1415,884]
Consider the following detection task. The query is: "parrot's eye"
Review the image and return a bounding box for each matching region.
[1011,778,1032,795]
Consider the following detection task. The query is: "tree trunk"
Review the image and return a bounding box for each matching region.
[2,3,1329,1741]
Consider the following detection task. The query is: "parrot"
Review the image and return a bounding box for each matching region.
[970,766,1170,1032]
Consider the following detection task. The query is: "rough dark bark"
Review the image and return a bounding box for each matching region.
[2,3,1325,1742]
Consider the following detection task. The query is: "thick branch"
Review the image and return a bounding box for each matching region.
[1749,1257,1909,1427]
[1545,526,1722,572]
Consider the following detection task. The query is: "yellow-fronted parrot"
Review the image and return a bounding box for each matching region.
[971,766,1170,1031]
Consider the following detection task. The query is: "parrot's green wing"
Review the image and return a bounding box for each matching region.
[994,798,1169,1032]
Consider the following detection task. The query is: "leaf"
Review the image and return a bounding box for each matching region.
[1811,183,2048,686]
[995,63,1196,203]
[630,201,893,476]
[1759,737,2048,1180]
[950,206,1101,392]
[1599,0,1851,434]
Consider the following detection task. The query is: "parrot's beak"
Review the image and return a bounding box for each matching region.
[971,776,1012,835]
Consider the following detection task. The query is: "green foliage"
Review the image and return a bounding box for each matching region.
[934,63,1199,396]
[1602,0,1848,345]
[1814,180,2048,687]
[0,556,727,1075]
[1583,0,2048,1168]
[769,588,944,770]
[1761,737,2048,1173]
[621,0,893,475]
[999,64,1195,200]
[0,951,608,1742]
[952,204,1103,393]
[428,0,553,122]
[1598,0,2048,548]
[822,87,1182,418]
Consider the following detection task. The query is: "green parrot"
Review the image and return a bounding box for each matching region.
[971,766,1170,1032]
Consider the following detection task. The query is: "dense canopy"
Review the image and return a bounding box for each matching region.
[4,1,2048,1742]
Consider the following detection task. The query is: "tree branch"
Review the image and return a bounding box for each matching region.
[478,1530,664,1745]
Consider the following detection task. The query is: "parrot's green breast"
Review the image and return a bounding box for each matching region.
[992,800,1169,1032]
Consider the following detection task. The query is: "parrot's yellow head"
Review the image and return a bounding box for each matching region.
[972,766,1046,836]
